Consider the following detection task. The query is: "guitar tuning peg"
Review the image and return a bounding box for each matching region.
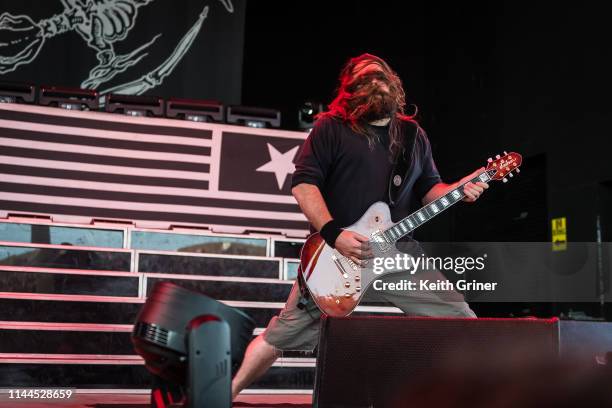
[502,177,508,183]
[516,168,520,174]
[509,173,514,178]
[503,151,508,155]
[487,157,493,163]
[495,155,501,159]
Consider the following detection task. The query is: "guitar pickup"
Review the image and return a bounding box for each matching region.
[371,231,391,252]
[345,257,359,271]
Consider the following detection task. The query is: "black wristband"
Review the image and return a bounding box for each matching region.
[320,219,343,248]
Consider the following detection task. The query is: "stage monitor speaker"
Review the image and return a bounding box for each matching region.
[105,93,164,117]
[166,97,224,122]
[226,105,281,128]
[0,81,36,104]
[314,316,612,408]
[39,85,98,110]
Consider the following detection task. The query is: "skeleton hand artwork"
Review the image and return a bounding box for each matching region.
[0,12,45,74]
[0,0,154,83]
[0,0,234,93]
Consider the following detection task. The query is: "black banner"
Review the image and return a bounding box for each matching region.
[0,0,245,104]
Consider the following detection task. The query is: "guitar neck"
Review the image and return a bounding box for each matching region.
[380,170,495,243]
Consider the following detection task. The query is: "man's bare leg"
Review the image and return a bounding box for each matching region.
[232,334,280,399]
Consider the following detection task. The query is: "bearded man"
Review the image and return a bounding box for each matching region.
[231,53,488,398]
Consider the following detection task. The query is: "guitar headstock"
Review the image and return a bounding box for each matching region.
[486,151,522,183]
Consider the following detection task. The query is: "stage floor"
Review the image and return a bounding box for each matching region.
[0,392,313,408]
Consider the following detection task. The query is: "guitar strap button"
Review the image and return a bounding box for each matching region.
[393,175,402,186]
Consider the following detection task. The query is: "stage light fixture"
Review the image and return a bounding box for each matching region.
[105,93,165,117]
[166,97,224,122]
[131,281,255,408]
[226,105,281,128]
[38,85,98,111]
[298,101,324,131]
[0,81,36,104]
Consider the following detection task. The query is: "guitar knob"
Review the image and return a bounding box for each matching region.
[503,177,508,183]
[344,282,351,288]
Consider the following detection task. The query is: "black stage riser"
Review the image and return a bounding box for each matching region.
[145,278,291,301]
[139,254,281,278]
[0,298,143,324]
[1,276,291,305]
[0,270,139,297]
[1,245,131,271]
[0,296,403,325]
[0,298,287,327]
[1,246,286,279]
[0,329,135,355]
[0,329,316,358]
[272,241,303,258]
[0,364,315,390]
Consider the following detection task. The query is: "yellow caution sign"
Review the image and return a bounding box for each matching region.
[552,217,567,251]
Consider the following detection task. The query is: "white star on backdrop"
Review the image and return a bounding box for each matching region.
[256,143,299,189]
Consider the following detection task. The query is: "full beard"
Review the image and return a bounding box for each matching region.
[348,89,397,123]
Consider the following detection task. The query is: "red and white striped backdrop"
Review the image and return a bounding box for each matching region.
[0,103,309,236]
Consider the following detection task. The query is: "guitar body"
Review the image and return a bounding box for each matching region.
[299,202,396,317]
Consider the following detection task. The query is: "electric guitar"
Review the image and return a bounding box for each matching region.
[298,152,523,317]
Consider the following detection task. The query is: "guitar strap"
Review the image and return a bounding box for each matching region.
[388,120,419,207]
[296,263,311,310]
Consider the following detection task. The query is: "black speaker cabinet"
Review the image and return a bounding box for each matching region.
[314,316,612,408]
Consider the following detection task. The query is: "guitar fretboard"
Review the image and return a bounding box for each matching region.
[380,170,495,244]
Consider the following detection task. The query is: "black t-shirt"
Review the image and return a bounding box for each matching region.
[290,116,442,228]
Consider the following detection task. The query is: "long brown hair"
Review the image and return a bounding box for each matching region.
[317,53,413,158]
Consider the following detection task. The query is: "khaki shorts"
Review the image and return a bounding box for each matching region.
[263,267,477,352]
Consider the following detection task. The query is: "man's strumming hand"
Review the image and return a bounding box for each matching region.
[333,230,373,265]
